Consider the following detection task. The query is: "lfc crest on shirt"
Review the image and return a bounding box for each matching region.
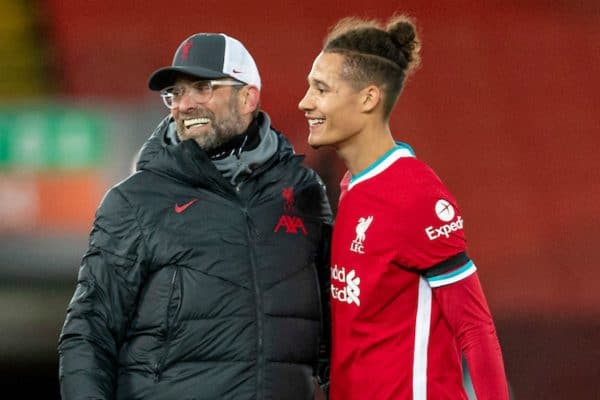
[350,216,373,254]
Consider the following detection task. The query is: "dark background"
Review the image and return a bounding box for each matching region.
[1,0,598,398]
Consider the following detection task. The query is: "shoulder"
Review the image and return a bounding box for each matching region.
[391,156,441,181]
[388,157,450,197]
[350,155,444,193]
[96,170,157,220]
[95,180,136,225]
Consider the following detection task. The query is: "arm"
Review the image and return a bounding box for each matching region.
[315,223,332,396]
[314,174,333,397]
[58,188,148,399]
[391,160,507,398]
[433,271,509,400]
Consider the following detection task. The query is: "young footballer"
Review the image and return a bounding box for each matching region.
[299,15,509,400]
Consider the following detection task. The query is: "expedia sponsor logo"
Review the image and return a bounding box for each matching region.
[425,216,464,240]
[331,264,361,306]
[425,199,464,240]
[434,199,455,222]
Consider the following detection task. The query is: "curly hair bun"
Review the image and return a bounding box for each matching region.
[386,15,421,75]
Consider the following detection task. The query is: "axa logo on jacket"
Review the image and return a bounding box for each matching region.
[273,186,307,235]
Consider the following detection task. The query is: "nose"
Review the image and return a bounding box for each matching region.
[176,90,197,111]
[298,90,313,111]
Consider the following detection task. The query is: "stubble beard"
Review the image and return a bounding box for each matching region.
[176,99,246,151]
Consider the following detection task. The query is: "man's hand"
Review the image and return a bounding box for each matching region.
[313,377,327,400]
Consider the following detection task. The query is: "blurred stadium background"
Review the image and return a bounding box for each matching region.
[0,0,598,398]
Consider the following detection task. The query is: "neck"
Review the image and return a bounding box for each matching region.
[336,125,396,176]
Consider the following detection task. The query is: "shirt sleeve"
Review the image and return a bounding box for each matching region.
[392,159,467,272]
[433,272,510,400]
[391,159,508,398]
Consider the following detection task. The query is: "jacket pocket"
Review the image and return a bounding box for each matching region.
[153,266,181,381]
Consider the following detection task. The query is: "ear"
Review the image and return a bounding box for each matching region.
[360,85,382,113]
[240,85,260,115]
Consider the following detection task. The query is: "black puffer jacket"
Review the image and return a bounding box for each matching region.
[58,113,332,400]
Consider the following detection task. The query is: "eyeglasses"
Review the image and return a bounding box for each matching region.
[160,79,245,109]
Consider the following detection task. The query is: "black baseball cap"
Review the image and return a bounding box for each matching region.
[148,33,261,91]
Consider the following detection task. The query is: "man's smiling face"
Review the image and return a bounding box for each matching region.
[170,77,247,151]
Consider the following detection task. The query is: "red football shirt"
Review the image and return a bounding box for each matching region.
[329,144,477,400]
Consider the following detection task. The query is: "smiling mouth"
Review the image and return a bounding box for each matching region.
[308,118,325,126]
[184,118,210,129]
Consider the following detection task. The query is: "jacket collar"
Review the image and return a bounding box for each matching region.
[135,111,296,190]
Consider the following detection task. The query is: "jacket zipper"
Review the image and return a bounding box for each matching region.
[242,206,264,399]
[153,267,179,382]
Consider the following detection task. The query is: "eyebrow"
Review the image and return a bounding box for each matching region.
[308,77,330,88]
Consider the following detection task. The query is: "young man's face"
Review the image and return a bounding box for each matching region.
[298,52,365,149]
[170,77,247,151]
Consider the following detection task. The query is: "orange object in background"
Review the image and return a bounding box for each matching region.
[36,171,103,232]
[0,171,103,233]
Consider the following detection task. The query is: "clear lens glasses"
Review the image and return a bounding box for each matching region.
[160,80,245,109]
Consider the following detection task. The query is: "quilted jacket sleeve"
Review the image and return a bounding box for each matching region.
[313,173,333,392]
[58,186,148,400]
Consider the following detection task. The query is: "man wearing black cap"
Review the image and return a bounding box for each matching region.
[58,33,331,400]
